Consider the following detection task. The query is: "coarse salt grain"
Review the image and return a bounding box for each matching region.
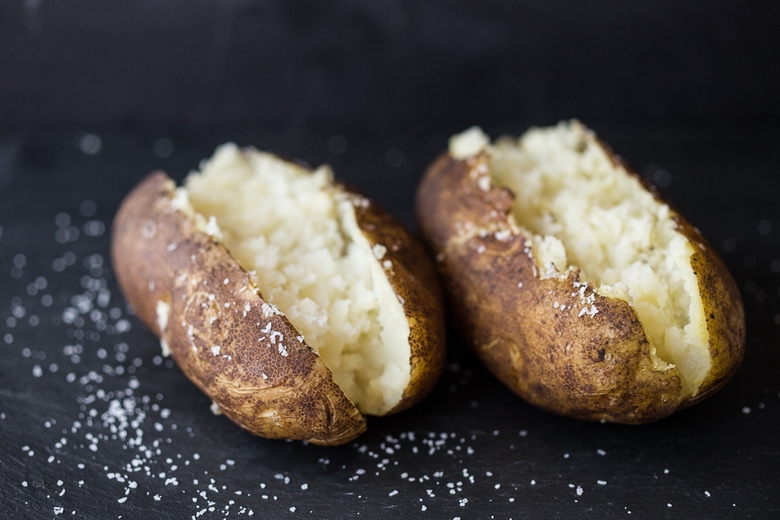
[372,244,387,260]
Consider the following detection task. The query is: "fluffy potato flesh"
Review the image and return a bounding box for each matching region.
[177,144,411,416]
[453,122,709,398]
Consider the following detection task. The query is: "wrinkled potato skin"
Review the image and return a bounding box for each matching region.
[113,172,445,445]
[417,149,745,424]
[112,173,365,445]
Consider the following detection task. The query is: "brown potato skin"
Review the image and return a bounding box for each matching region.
[113,171,445,445]
[416,146,745,424]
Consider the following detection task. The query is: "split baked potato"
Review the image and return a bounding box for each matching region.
[112,144,445,445]
[416,121,745,424]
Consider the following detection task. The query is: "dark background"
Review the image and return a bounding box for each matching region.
[1,0,779,134]
[1,2,779,519]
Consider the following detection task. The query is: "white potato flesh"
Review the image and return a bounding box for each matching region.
[451,122,710,397]
[176,144,411,415]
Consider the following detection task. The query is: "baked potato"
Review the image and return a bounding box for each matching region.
[416,121,745,424]
[112,144,445,445]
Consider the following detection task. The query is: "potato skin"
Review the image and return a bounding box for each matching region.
[416,149,745,424]
[112,171,445,445]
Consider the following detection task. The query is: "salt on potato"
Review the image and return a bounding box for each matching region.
[181,144,411,415]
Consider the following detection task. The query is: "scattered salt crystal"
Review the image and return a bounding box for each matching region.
[261,303,281,317]
[494,229,511,241]
[372,244,387,260]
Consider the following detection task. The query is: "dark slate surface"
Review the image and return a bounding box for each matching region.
[0,124,778,519]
